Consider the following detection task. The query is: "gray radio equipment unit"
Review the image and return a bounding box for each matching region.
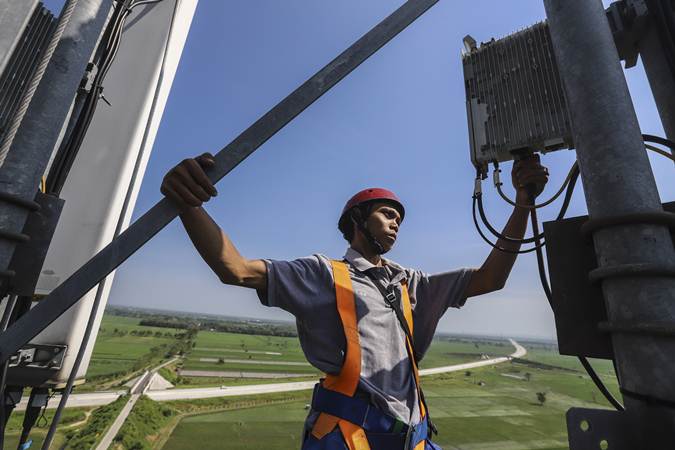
[462,22,574,176]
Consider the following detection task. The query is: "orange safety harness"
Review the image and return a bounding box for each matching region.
[310,260,427,450]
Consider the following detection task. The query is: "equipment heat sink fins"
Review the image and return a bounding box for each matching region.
[462,21,573,172]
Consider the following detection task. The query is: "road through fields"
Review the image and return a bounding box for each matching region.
[24,339,525,409]
[147,339,526,402]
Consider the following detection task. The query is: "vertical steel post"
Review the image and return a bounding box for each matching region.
[639,26,675,159]
[544,0,675,446]
[0,0,112,291]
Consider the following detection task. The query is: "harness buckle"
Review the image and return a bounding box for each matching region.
[384,288,398,307]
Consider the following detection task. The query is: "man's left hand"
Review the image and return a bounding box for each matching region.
[511,154,549,205]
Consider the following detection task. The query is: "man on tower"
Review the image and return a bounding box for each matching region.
[161,152,548,449]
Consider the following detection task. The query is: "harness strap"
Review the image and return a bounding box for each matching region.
[312,384,399,432]
[311,260,429,449]
[401,284,427,419]
[323,260,360,396]
[368,277,427,420]
[312,260,366,444]
[338,420,370,450]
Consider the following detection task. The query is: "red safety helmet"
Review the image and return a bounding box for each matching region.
[340,188,405,222]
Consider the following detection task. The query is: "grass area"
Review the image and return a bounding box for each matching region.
[64,394,129,450]
[78,314,195,391]
[173,374,317,389]
[517,347,621,402]
[86,315,184,380]
[3,407,90,449]
[3,395,129,450]
[161,344,620,450]
[186,331,308,362]
[181,331,318,378]
[114,396,177,450]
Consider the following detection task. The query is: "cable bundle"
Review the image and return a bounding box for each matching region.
[470,135,675,412]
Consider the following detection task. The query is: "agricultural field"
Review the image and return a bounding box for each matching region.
[161,345,620,450]
[180,330,319,379]
[176,331,513,386]
[84,314,187,384]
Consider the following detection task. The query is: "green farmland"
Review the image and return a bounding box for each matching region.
[161,346,619,450]
[180,331,512,381]
[181,330,319,378]
[85,314,187,383]
[89,312,518,388]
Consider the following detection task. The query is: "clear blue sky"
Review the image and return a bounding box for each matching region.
[46,1,674,339]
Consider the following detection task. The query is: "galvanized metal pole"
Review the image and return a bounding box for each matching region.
[544,0,675,447]
[0,0,112,290]
[639,26,675,159]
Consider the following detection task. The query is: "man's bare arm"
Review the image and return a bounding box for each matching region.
[464,155,549,298]
[161,153,267,290]
[464,205,528,297]
[179,207,267,290]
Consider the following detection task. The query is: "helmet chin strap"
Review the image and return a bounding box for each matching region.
[353,217,387,255]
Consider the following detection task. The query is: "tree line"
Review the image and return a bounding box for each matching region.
[138,318,297,338]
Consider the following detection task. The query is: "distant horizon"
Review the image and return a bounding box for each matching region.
[107,303,559,344]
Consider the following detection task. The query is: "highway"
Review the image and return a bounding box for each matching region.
[419,338,526,376]
[147,339,526,402]
[19,340,526,409]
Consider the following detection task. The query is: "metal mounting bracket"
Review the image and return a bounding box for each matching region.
[8,344,66,370]
[567,407,635,449]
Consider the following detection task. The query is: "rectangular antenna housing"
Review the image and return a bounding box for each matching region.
[462,22,573,174]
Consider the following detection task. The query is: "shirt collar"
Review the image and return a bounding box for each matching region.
[343,247,376,273]
[343,247,406,279]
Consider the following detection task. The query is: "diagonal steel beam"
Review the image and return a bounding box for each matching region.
[0,0,440,363]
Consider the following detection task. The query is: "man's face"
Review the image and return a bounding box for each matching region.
[365,202,402,252]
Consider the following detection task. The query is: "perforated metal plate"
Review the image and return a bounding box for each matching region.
[567,407,634,450]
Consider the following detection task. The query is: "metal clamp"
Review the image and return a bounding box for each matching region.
[589,262,675,282]
[581,211,675,237]
[0,269,16,279]
[0,190,40,211]
[0,229,30,243]
[599,320,675,337]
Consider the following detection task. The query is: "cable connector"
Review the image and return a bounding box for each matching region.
[473,177,482,198]
[493,166,502,187]
[77,62,99,95]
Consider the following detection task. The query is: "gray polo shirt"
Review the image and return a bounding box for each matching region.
[257,248,474,424]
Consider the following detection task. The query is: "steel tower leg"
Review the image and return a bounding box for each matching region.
[639,25,675,162]
[544,0,675,447]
